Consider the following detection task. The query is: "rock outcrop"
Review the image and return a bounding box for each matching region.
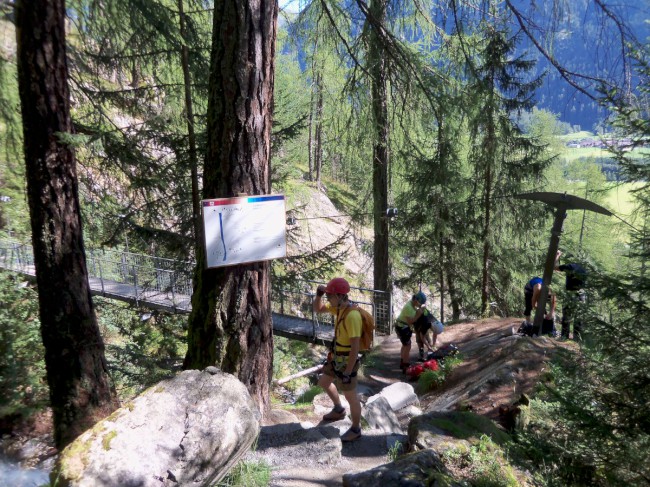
[53,367,260,487]
[342,449,460,487]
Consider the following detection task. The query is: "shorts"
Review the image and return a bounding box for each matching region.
[395,324,412,346]
[322,357,360,392]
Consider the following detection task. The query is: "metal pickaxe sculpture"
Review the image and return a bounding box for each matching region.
[514,192,612,336]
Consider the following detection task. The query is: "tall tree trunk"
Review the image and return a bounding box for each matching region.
[178,0,202,254]
[315,72,323,186]
[183,0,278,417]
[446,270,462,321]
[15,0,118,449]
[481,160,492,316]
[368,0,390,293]
[480,85,496,317]
[307,85,314,181]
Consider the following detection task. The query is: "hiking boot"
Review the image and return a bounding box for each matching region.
[341,426,362,442]
[322,406,346,421]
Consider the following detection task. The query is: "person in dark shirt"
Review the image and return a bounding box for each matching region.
[412,309,444,361]
[554,251,587,339]
[522,276,543,327]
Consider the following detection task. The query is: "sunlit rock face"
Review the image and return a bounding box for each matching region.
[54,367,260,487]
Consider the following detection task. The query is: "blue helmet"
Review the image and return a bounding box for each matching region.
[413,291,426,304]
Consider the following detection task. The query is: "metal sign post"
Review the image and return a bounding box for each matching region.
[514,192,612,335]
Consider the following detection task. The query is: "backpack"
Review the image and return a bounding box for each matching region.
[518,321,535,337]
[336,305,376,352]
[426,343,459,361]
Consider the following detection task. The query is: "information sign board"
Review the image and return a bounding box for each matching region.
[202,195,286,268]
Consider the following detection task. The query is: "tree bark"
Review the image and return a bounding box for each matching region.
[183,0,278,417]
[15,0,118,449]
[481,84,496,317]
[307,83,314,181]
[368,0,390,293]
[315,72,323,186]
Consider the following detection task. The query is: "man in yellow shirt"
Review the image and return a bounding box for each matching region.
[396,291,426,371]
[313,277,362,442]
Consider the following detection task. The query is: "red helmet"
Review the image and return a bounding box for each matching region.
[324,277,350,295]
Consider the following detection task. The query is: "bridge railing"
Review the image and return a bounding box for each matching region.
[0,241,34,274]
[0,237,393,334]
[0,239,194,309]
[271,281,393,335]
[85,249,194,300]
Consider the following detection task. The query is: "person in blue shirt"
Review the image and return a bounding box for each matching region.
[522,276,543,327]
[555,251,587,339]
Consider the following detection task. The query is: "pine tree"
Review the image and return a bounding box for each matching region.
[15,0,119,449]
[463,21,550,316]
[183,0,278,416]
[521,48,650,486]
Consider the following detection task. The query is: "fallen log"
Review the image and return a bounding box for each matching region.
[275,363,324,385]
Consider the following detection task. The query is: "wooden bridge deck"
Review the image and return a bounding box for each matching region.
[1,261,335,345]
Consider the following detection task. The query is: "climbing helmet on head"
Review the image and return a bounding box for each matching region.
[324,277,351,295]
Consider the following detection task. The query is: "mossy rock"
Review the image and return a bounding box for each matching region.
[409,411,512,453]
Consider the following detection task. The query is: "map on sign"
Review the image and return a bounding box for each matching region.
[202,195,287,268]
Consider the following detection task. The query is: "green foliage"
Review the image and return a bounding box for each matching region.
[293,385,322,405]
[416,355,462,393]
[272,336,323,394]
[214,459,271,487]
[0,51,30,238]
[95,298,186,400]
[0,272,48,419]
[515,47,650,484]
[386,440,404,462]
[443,435,519,487]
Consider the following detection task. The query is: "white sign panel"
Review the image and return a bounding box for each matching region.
[202,195,287,268]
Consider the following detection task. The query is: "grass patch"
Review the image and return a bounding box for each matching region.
[386,440,405,462]
[294,385,321,405]
[442,434,520,487]
[557,131,594,142]
[214,459,271,487]
[604,181,642,217]
[322,178,362,217]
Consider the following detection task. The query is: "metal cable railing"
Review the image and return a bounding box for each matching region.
[0,239,194,311]
[0,237,393,337]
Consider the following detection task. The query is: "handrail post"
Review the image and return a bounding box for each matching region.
[98,257,105,295]
[311,293,316,343]
[171,270,177,313]
[133,263,139,307]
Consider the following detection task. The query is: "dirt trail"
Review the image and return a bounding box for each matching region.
[264,316,566,486]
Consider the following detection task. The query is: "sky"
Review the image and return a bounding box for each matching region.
[279,0,302,14]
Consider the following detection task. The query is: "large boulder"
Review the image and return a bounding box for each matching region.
[53,367,260,487]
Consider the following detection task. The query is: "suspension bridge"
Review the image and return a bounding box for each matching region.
[0,239,393,346]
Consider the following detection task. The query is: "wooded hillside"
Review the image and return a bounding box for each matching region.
[0,0,649,484]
